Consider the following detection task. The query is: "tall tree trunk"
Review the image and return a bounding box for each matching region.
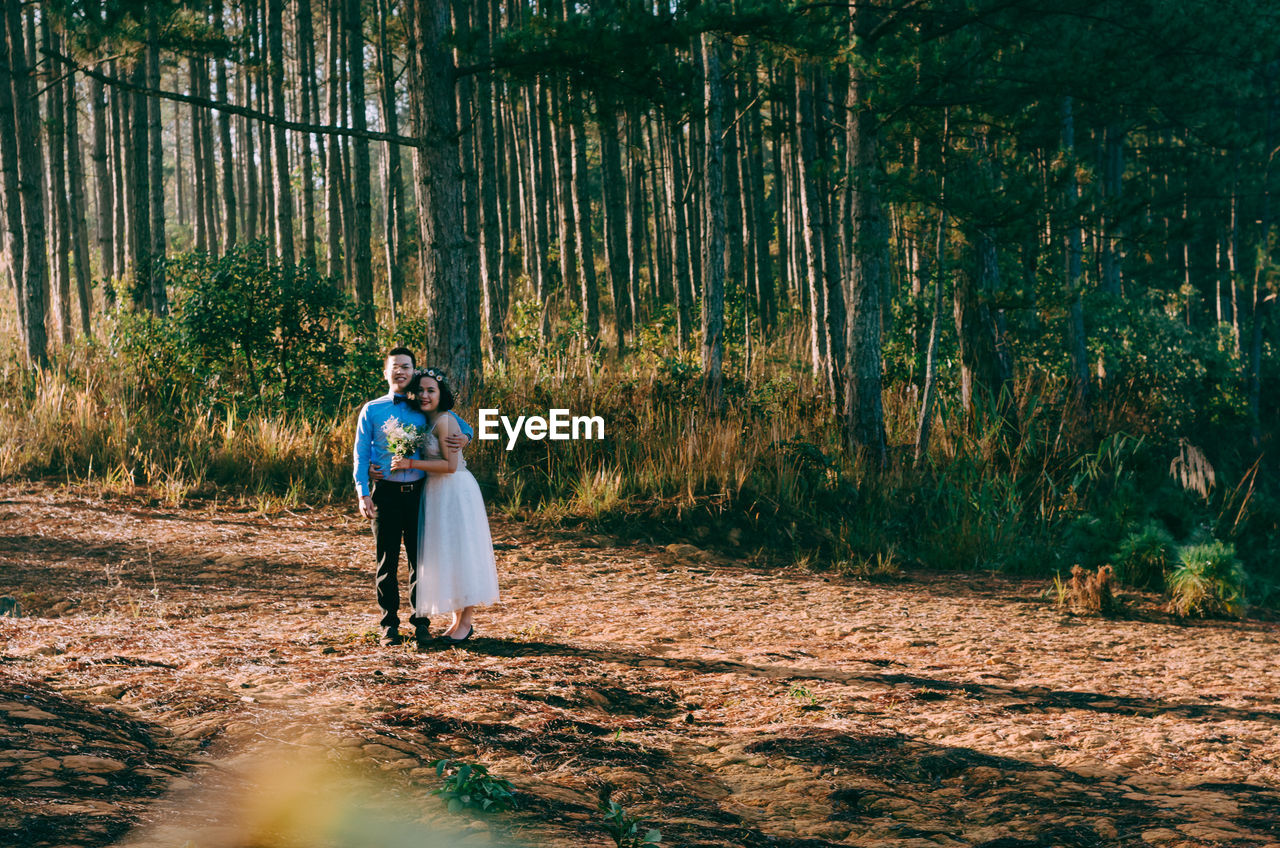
[6,0,47,364]
[345,0,374,325]
[795,68,829,390]
[326,0,344,281]
[700,31,726,408]
[65,69,93,334]
[598,95,630,349]
[240,0,259,241]
[147,14,168,313]
[0,7,29,355]
[90,76,114,286]
[407,0,473,385]
[475,0,504,356]
[300,0,322,266]
[190,57,208,253]
[268,0,296,266]
[375,0,405,304]
[843,6,887,463]
[127,59,153,312]
[662,112,692,352]
[745,67,774,333]
[1099,124,1122,297]
[570,89,599,349]
[625,104,644,329]
[1062,97,1089,405]
[109,60,126,293]
[915,207,948,461]
[214,0,238,250]
[42,15,72,344]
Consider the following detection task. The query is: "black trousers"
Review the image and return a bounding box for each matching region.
[371,480,427,633]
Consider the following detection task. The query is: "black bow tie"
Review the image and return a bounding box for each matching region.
[393,395,407,405]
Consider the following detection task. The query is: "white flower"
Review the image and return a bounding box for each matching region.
[382,418,425,458]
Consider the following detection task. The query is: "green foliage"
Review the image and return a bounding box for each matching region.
[168,240,368,410]
[599,798,661,848]
[1113,523,1176,590]
[430,759,517,814]
[1166,541,1247,619]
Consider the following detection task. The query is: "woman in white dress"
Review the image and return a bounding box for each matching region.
[389,368,499,643]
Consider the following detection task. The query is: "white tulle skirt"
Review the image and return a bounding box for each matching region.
[415,464,500,617]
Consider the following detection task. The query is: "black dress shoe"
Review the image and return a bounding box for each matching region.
[414,626,433,649]
[379,630,404,647]
[442,625,474,644]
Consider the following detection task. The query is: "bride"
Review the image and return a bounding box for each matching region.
[389,368,499,643]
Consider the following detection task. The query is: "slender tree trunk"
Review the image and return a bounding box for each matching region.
[663,112,692,352]
[700,31,726,408]
[300,0,322,266]
[147,14,168,313]
[127,58,153,311]
[915,207,947,461]
[326,0,344,281]
[475,0,503,356]
[375,0,405,304]
[214,0,238,250]
[795,68,829,389]
[65,69,93,333]
[190,57,208,253]
[109,60,127,292]
[268,0,296,266]
[90,76,114,286]
[8,0,48,364]
[345,0,374,324]
[598,95,630,349]
[570,89,599,349]
[625,104,644,328]
[42,16,72,344]
[240,0,260,241]
[0,8,29,355]
[1062,97,1090,405]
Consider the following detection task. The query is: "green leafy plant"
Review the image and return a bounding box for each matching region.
[599,798,661,848]
[1113,522,1175,589]
[429,759,517,813]
[1166,540,1247,618]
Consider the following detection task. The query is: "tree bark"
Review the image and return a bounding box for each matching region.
[1062,97,1090,405]
[0,8,29,355]
[147,14,168,313]
[268,0,296,266]
[90,76,114,285]
[214,0,238,250]
[407,0,473,385]
[65,68,93,333]
[375,0,406,304]
[700,31,726,408]
[843,5,887,464]
[326,0,344,281]
[42,15,72,344]
[346,0,374,325]
[570,89,599,349]
[598,94,630,350]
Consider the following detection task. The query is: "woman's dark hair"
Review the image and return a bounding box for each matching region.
[406,367,455,413]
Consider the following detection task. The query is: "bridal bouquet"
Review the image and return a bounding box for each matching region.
[382,418,426,459]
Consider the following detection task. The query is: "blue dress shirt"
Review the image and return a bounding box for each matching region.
[352,393,475,497]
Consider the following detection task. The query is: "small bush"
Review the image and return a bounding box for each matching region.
[1062,564,1119,616]
[1113,523,1175,589]
[1166,541,1247,618]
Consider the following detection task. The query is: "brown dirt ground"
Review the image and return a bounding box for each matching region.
[2,482,1280,848]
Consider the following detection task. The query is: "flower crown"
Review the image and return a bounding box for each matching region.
[416,367,449,387]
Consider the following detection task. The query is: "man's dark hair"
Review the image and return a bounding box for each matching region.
[385,346,415,366]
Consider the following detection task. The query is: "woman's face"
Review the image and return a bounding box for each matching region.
[416,376,441,411]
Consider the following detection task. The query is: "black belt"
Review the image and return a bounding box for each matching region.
[374,479,423,494]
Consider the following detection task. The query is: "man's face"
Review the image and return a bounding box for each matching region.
[384,354,414,393]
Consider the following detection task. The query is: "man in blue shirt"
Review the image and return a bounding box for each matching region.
[353,347,474,647]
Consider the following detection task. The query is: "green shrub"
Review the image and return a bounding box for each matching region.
[429,759,517,813]
[1113,523,1175,589]
[1166,540,1247,618]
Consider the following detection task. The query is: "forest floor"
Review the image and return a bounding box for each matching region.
[2,482,1280,848]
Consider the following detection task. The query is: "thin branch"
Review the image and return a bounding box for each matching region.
[42,45,423,149]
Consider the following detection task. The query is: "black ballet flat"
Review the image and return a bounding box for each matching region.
[441,625,474,644]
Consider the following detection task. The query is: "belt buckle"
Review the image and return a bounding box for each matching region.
[400,483,415,493]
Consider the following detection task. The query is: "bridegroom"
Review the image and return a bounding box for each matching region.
[353,347,473,648]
